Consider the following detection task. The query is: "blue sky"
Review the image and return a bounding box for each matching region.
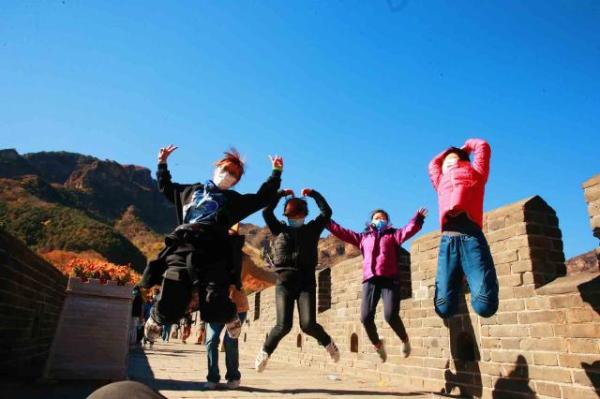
[1,1,598,258]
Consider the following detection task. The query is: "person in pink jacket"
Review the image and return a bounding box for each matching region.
[326,207,427,362]
[428,138,498,319]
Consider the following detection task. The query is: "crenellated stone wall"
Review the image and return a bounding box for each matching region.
[241,175,600,399]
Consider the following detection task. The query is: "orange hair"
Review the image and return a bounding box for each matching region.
[215,148,245,180]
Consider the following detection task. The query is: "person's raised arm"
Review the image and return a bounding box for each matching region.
[462,138,491,182]
[236,155,283,220]
[326,219,362,248]
[262,189,293,235]
[302,188,332,228]
[394,208,427,245]
[428,148,448,190]
[156,144,189,202]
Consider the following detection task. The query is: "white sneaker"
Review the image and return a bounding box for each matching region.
[225,316,242,339]
[203,381,218,390]
[144,317,162,343]
[226,379,240,389]
[325,341,340,363]
[255,349,270,372]
[401,340,411,358]
[374,339,387,363]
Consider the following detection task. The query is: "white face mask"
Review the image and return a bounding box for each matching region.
[442,154,459,174]
[213,168,237,190]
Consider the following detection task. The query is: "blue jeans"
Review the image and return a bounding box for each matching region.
[161,324,172,341]
[206,312,247,383]
[434,231,499,318]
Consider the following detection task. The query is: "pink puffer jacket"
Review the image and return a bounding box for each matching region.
[428,138,491,229]
[326,212,424,281]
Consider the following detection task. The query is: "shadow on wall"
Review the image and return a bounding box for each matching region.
[578,275,600,314]
[578,275,600,392]
[397,247,412,300]
[442,295,482,398]
[492,355,535,399]
[582,361,600,393]
[318,268,331,313]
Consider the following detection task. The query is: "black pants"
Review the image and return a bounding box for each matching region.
[360,277,408,345]
[263,275,332,355]
[151,251,237,326]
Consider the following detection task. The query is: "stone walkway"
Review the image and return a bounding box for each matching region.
[2,341,439,399]
[129,341,435,399]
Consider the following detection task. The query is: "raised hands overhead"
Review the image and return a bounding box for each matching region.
[158,144,178,164]
[269,155,284,172]
[417,208,429,218]
[301,188,313,197]
[281,188,295,197]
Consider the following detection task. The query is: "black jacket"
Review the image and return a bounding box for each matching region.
[263,190,332,275]
[140,163,281,289]
[157,163,282,234]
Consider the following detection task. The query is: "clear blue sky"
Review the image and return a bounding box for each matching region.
[1,1,598,258]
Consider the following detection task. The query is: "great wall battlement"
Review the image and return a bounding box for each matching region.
[241,174,600,399]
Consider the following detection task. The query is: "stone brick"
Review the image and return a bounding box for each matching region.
[500,338,522,350]
[567,338,600,354]
[558,353,600,368]
[520,338,566,352]
[498,299,525,312]
[528,365,572,383]
[572,369,598,388]
[512,286,536,298]
[488,325,530,337]
[533,352,558,366]
[548,295,585,309]
[497,312,518,324]
[529,325,555,338]
[506,235,529,250]
[494,263,511,276]
[518,310,566,325]
[561,386,598,399]
[566,308,595,324]
[493,250,518,264]
[534,381,561,398]
[498,274,523,287]
[511,260,533,273]
[567,324,600,338]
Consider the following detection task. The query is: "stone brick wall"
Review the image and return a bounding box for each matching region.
[44,278,133,380]
[0,230,68,379]
[583,174,600,240]
[583,173,600,268]
[241,193,600,399]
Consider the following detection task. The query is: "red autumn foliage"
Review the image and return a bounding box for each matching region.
[57,257,141,286]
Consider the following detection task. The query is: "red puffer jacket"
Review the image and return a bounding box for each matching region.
[428,138,491,229]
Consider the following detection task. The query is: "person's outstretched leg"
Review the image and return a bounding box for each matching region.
[224,312,246,388]
[297,286,339,362]
[262,283,295,354]
[297,286,331,346]
[434,234,462,319]
[146,253,193,343]
[361,280,387,362]
[381,282,410,357]
[360,280,381,345]
[461,232,499,318]
[205,322,225,386]
[256,283,295,372]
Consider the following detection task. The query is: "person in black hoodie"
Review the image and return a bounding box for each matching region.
[141,145,283,344]
[255,188,340,372]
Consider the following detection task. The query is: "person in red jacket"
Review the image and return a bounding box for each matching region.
[428,138,498,319]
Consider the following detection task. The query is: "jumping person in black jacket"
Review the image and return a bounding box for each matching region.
[142,145,283,343]
[255,188,340,372]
